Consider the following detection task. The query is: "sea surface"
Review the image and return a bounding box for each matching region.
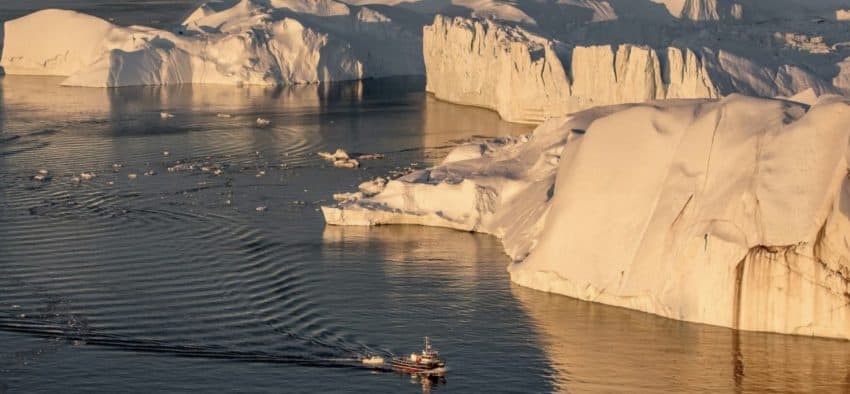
[3,2,850,393]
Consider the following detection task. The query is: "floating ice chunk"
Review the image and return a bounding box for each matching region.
[32,169,51,182]
[333,159,359,169]
[216,113,232,118]
[112,163,123,170]
[319,149,359,168]
[79,172,96,180]
[70,176,81,184]
[256,170,266,177]
[144,169,157,176]
[160,112,175,119]
[333,191,363,202]
[213,169,223,176]
[127,173,138,180]
[162,151,170,156]
[318,149,350,161]
[255,206,267,212]
[256,118,271,126]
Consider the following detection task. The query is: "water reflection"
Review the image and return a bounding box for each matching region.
[1,75,529,165]
[321,225,555,393]
[512,284,850,392]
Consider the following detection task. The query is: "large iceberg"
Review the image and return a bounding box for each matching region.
[424,15,842,123]
[323,94,850,339]
[0,0,423,87]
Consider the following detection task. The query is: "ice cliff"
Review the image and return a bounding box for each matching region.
[324,94,850,339]
[0,0,422,87]
[424,15,839,123]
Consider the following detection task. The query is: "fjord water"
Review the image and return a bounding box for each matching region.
[2,77,850,394]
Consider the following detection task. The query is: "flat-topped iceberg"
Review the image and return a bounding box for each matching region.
[324,94,850,339]
[424,15,843,123]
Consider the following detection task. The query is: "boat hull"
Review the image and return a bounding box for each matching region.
[390,359,446,375]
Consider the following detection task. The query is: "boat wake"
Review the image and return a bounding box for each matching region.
[0,315,390,370]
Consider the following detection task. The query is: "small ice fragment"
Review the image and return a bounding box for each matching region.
[256,170,266,177]
[160,111,175,119]
[225,199,232,205]
[318,149,350,161]
[112,163,123,170]
[213,169,223,176]
[333,192,363,202]
[37,169,49,176]
[107,181,114,185]
[11,304,19,309]
[201,166,211,172]
[216,113,232,118]
[144,169,156,176]
[256,117,271,126]
[255,206,267,212]
[127,173,138,180]
[319,149,359,168]
[162,151,170,156]
[79,172,96,180]
[33,174,49,182]
[333,159,359,169]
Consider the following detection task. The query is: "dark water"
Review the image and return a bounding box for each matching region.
[3,3,850,394]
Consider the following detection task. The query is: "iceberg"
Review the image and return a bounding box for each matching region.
[424,15,840,123]
[324,94,850,339]
[0,0,422,87]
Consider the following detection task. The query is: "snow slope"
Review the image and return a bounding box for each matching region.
[323,94,850,339]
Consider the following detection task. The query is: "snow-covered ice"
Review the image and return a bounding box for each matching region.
[324,94,850,339]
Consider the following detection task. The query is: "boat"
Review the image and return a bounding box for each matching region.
[391,337,446,375]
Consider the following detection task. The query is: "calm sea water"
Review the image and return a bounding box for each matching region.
[3,3,850,393]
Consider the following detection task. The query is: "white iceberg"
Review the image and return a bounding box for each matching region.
[324,94,850,339]
[424,15,842,123]
[0,0,422,87]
